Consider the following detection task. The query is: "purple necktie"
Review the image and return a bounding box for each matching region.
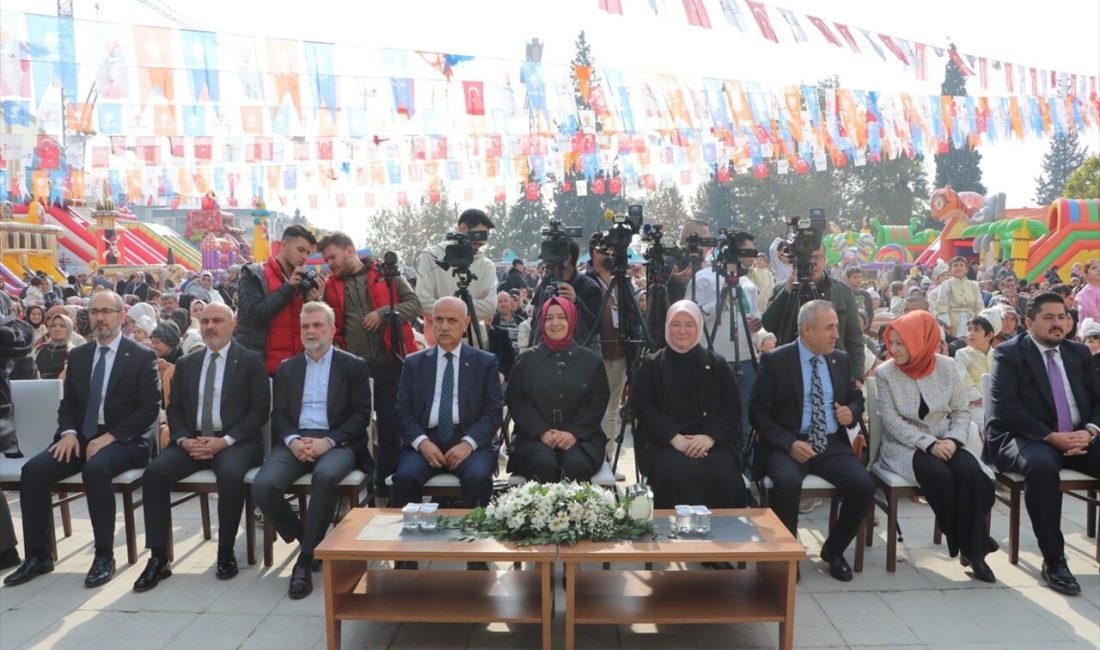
[1045,349,1074,432]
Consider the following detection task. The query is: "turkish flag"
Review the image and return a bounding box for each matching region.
[525,182,539,201]
[744,0,778,43]
[643,174,656,191]
[717,167,731,183]
[807,16,840,46]
[682,0,711,28]
[494,186,506,202]
[92,146,110,168]
[562,180,573,193]
[336,194,347,208]
[169,137,185,158]
[365,193,376,208]
[428,189,441,204]
[37,136,60,170]
[194,137,213,161]
[753,163,768,178]
[463,81,485,115]
[397,191,409,207]
[317,139,333,160]
[597,0,622,14]
[486,135,502,159]
[592,178,605,195]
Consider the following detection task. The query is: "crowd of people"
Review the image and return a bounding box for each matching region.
[0,212,1097,603]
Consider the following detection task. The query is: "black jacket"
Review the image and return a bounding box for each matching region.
[761,274,865,381]
[167,343,270,448]
[1,315,35,455]
[529,270,603,352]
[234,261,298,356]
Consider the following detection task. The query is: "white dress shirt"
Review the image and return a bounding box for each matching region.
[285,346,333,446]
[413,342,478,451]
[695,270,759,363]
[196,342,235,445]
[62,333,121,437]
[1030,336,1082,429]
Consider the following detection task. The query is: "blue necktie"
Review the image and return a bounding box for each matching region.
[809,356,828,454]
[83,346,109,437]
[438,352,455,442]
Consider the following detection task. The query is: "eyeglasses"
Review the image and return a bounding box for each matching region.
[88,308,121,316]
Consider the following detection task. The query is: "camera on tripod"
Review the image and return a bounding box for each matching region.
[598,205,643,271]
[380,251,401,279]
[713,229,759,278]
[682,231,718,269]
[779,208,826,284]
[640,224,681,284]
[441,230,488,269]
[540,220,583,290]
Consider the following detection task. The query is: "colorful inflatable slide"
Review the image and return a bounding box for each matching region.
[1025,198,1100,284]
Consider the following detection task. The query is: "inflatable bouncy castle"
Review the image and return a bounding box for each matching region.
[1024,198,1100,284]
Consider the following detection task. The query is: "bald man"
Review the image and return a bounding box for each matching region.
[134,303,270,591]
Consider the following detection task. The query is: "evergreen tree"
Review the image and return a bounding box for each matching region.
[494,174,551,262]
[364,184,458,270]
[1034,130,1089,204]
[551,169,627,241]
[1062,155,1100,199]
[933,44,986,194]
[570,31,602,132]
[642,184,691,236]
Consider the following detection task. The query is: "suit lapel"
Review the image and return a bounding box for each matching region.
[787,345,804,410]
[105,338,130,397]
[1022,337,1056,412]
[1060,343,1090,415]
[458,345,476,423]
[827,351,844,403]
[326,350,340,418]
[221,345,240,421]
[422,347,438,424]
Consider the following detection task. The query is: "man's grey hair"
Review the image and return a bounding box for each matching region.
[301,301,335,325]
[433,296,468,317]
[95,290,125,312]
[905,294,930,310]
[797,300,836,329]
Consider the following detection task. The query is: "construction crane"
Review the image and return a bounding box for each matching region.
[133,0,202,30]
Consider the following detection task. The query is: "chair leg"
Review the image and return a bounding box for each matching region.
[199,493,212,540]
[828,496,840,534]
[60,491,73,538]
[887,492,899,573]
[1087,489,1097,539]
[48,504,58,561]
[167,511,175,564]
[245,493,257,566]
[933,522,942,545]
[122,489,138,565]
[854,508,865,573]
[263,520,274,568]
[1008,487,1021,565]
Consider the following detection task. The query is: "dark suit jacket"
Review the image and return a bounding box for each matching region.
[166,343,270,448]
[56,336,160,445]
[271,347,373,471]
[395,344,503,450]
[749,341,864,454]
[986,334,1100,459]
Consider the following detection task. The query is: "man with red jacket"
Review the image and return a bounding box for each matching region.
[320,232,420,501]
[235,225,321,375]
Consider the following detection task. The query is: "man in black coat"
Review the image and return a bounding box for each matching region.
[5,291,160,588]
[750,300,873,582]
[987,292,1100,596]
[0,293,35,569]
[251,302,371,600]
[133,303,270,592]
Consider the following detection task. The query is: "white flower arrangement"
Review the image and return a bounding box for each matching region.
[455,481,655,546]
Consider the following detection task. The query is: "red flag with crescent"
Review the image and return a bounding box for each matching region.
[463,81,485,115]
[807,16,840,46]
[744,0,778,43]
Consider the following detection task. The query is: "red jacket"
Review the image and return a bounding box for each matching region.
[323,259,417,361]
[262,256,305,374]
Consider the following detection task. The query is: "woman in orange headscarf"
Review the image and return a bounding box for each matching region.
[875,310,997,582]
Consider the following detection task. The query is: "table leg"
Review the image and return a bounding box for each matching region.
[779,559,796,650]
[541,561,552,650]
[324,560,341,650]
[565,561,577,650]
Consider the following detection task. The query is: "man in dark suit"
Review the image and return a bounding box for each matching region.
[251,301,371,599]
[5,291,160,588]
[750,299,873,582]
[133,303,270,592]
[393,297,503,510]
[987,291,1100,595]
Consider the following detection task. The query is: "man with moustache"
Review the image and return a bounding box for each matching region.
[133,303,269,591]
[987,291,1100,595]
[5,291,160,588]
[251,302,371,599]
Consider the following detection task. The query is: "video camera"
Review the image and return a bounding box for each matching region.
[713,228,760,278]
[380,250,401,279]
[780,208,826,284]
[682,231,718,270]
[539,220,583,266]
[441,230,488,269]
[597,204,643,272]
[640,224,681,284]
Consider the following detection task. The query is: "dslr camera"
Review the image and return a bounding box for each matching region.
[441,230,488,269]
[780,208,827,284]
[298,268,320,297]
[713,229,759,278]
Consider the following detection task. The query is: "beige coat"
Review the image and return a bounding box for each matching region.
[875,355,993,483]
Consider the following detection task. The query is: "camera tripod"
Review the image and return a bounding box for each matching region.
[448,264,485,349]
[776,270,822,346]
[378,256,408,363]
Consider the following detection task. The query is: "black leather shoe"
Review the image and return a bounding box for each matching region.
[310,558,322,572]
[288,564,312,599]
[1041,557,1081,595]
[215,555,238,580]
[133,557,172,592]
[820,547,853,582]
[0,547,20,570]
[969,558,996,584]
[84,556,116,588]
[393,561,418,570]
[466,561,490,571]
[3,555,54,586]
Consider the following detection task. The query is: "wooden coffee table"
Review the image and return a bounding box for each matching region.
[559,508,805,650]
[313,508,556,650]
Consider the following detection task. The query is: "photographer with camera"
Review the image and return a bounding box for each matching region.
[235,225,321,375]
[762,234,864,383]
[695,229,763,439]
[667,220,715,303]
[319,232,420,500]
[415,209,497,346]
[528,229,602,354]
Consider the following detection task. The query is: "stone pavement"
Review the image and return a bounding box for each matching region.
[1,433,1097,650]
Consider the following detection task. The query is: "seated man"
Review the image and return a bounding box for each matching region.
[987,291,1100,595]
[134,303,270,592]
[750,300,874,582]
[393,297,502,510]
[5,291,160,588]
[251,302,372,599]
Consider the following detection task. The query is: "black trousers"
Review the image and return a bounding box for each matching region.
[369,363,402,495]
[19,438,147,557]
[392,439,495,508]
[996,436,1100,559]
[251,444,355,556]
[513,444,599,484]
[142,442,261,554]
[912,449,994,561]
[765,435,874,557]
[0,495,16,551]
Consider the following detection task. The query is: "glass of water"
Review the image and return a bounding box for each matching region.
[402,503,421,529]
[419,502,440,530]
[675,505,694,534]
[692,506,712,534]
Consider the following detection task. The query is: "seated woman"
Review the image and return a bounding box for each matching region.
[33,313,75,379]
[954,316,995,424]
[876,310,997,583]
[506,297,609,483]
[631,300,745,509]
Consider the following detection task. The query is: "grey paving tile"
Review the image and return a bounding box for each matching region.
[20,609,196,650]
[238,613,325,650]
[164,612,265,650]
[207,570,288,616]
[813,591,921,647]
[317,620,398,650]
[0,606,67,649]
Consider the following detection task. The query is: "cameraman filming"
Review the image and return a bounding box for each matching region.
[415,209,497,346]
[695,230,762,438]
[319,232,420,500]
[235,225,321,375]
[762,243,864,383]
[668,220,714,303]
[529,237,602,353]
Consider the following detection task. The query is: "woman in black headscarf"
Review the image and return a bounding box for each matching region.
[506,296,609,483]
[631,300,745,509]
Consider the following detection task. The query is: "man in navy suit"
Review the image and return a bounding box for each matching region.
[750,300,873,582]
[5,291,160,588]
[988,291,1100,596]
[393,296,503,510]
[251,301,372,599]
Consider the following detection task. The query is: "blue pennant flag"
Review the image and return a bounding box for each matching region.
[304,41,338,118]
[180,30,221,102]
